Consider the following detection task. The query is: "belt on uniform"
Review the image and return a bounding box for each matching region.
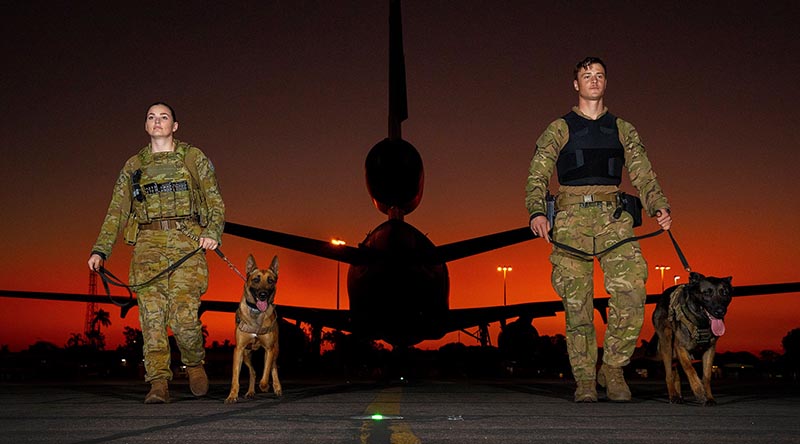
[139,219,190,231]
[556,192,618,208]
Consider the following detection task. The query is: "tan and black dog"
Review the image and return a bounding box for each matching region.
[225,254,282,404]
[652,272,732,405]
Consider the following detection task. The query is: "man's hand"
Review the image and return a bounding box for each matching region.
[199,237,219,250]
[655,208,672,231]
[530,215,551,243]
[88,254,103,272]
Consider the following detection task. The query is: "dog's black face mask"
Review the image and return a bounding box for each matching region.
[688,272,733,336]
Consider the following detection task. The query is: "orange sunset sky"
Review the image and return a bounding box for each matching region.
[1,1,798,354]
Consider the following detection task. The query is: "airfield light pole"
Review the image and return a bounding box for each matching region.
[331,239,346,310]
[497,266,512,305]
[674,275,680,286]
[655,265,671,292]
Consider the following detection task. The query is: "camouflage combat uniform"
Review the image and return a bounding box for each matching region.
[91,140,225,382]
[525,107,669,382]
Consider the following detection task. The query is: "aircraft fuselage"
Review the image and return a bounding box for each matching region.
[347,219,449,347]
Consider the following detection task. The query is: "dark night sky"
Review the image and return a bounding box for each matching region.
[1,1,798,352]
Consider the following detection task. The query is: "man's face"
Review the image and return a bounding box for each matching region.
[144,104,178,137]
[573,63,607,101]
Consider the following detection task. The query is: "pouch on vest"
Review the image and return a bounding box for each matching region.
[616,192,643,227]
[123,212,139,245]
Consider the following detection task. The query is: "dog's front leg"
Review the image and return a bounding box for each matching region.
[676,346,706,405]
[657,329,683,403]
[700,346,717,406]
[225,344,245,404]
[243,348,258,399]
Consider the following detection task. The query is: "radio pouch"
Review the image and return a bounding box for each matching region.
[617,192,643,227]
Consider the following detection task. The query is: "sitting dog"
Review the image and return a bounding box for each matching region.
[652,272,733,405]
[225,254,282,404]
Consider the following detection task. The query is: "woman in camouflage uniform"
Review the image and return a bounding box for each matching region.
[88,102,225,404]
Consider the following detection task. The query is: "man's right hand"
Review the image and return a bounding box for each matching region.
[530,215,551,243]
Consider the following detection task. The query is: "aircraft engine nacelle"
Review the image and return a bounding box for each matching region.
[365,138,424,217]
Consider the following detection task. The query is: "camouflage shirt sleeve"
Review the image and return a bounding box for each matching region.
[189,147,226,244]
[91,156,137,259]
[525,118,568,218]
[618,118,670,216]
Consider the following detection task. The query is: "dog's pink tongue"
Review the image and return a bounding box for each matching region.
[257,300,268,312]
[710,316,726,336]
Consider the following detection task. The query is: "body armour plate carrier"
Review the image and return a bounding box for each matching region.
[131,150,195,223]
[556,111,624,186]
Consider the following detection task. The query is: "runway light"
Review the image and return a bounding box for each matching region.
[371,414,385,421]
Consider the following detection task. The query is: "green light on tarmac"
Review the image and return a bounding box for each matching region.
[371,414,385,421]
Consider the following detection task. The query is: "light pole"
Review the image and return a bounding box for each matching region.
[655,265,671,292]
[497,266,512,306]
[673,275,680,286]
[331,239,346,309]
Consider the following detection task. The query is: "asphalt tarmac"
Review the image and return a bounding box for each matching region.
[1,377,798,443]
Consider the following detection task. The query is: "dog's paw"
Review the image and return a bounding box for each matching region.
[224,396,239,404]
[274,387,283,397]
[259,381,269,392]
[702,398,717,407]
[668,396,684,404]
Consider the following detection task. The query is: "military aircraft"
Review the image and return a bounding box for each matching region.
[2,1,799,350]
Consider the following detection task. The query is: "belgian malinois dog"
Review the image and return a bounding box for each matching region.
[225,254,282,404]
[652,272,733,405]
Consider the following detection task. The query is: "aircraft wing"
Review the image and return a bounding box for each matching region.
[444,300,564,333]
[224,221,368,264]
[433,227,536,263]
[442,281,800,332]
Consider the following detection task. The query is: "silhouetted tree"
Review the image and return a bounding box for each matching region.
[66,333,86,349]
[782,328,800,379]
[90,309,111,334]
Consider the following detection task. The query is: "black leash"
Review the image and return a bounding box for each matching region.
[96,246,204,307]
[95,247,247,307]
[552,228,692,271]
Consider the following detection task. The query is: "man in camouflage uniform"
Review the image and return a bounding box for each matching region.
[87,102,225,404]
[525,57,672,402]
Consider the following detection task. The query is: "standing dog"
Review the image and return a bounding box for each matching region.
[225,254,282,404]
[652,272,732,405]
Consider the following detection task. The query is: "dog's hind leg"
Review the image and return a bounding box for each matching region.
[700,346,717,406]
[260,337,282,397]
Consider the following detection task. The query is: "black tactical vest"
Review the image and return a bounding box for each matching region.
[556,111,624,186]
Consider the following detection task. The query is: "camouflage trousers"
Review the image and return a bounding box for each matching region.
[130,229,208,382]
[549,202,648,381]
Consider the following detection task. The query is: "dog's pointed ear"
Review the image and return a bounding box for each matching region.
[689,271,704,284]
[269,255,279,275]
[723,276,732,285]
[246,254,257,275]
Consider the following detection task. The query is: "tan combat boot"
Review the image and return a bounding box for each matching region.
[186,364,209,397]
[144,379,170,404]
[597,364,631,402]
[574,380,598,403]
